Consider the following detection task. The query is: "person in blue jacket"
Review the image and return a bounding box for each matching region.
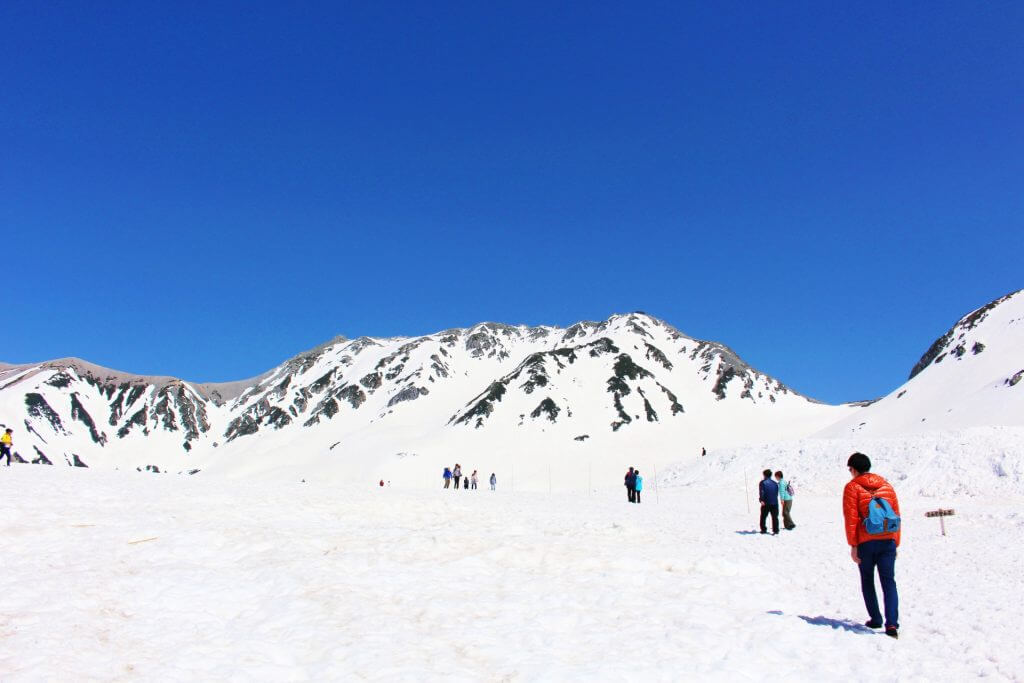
[634,470,644,504]
[758,469,780,535]
[443,467,452,489]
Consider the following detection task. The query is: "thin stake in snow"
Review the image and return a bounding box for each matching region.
[127,537,159,545]
[653,463,660,505]
[925,508,955,536]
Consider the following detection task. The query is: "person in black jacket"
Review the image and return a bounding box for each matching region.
[624,467,636,503]
[758,469,780,535]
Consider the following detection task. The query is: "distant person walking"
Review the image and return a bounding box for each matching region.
[624,467,636,503]
[701,447,706,458]
[471,470,479,490]
[844,452,901,639]
[452,464,462,490]
[634,470,643,504]
[775,470,796,530]
[490,473,497,491]
[464,475,470,490]
[758,469,779,535]
[443,467,452,488]
[0,428,12,466]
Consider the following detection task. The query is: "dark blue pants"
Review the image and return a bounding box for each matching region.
[857,539,899,628]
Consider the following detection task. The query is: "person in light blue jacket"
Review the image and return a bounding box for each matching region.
[775,470,795,530]
[634,470,644,504]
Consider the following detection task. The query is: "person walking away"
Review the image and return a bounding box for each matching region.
[758,469,779,534]
[844,452,901,639]
[453,464,462,490]
[0,428,12,466]
[464,475,470,490]
[624,467,636,503]
[775,470,796,530]
[634,470,643,504]
[701,447,706,458]
[443,467,452,488]
[490,473,497,491]
[471,470,478,490]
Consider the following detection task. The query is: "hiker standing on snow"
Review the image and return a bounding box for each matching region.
[443,467,453,488]
[775,470,796,530]
[844,452,901,639]
[0,428,12,466]
[624,467,636,503]
[452,464,462,490]
[470,470,478,490]
[758,469,780,535]
[634,470,643,504]
[490,473,497,491]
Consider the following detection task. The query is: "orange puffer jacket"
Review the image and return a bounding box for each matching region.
[843,473,901,547]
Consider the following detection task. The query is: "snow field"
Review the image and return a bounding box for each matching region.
[1,466,1022,681]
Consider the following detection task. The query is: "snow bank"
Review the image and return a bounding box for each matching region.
[659,427,1024,500]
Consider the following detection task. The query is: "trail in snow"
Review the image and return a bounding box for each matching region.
[1,466,1020,680]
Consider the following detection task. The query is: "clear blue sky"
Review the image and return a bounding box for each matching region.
[2,2,1021,403]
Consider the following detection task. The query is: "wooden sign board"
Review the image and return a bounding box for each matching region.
[925,509,955,518]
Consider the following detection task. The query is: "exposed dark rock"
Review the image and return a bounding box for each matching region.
[224,414,259,440]
[32,446,52,465]
[25,393,66,434]
[574,434,590,441]
[137,465,161,473]
[71,453,88,468]
[11,451,28,463]
[337,384,367,409]
[1006,370,1024,388]
[387,385,427,407]
[972,342,986,355]
[187,468,200,475]
[657,383,684,415]
[309,369,336,394]
[45,371,74,389]
[451,382,507,428]
[70,392,106,444]
[530,398,561,423]
[643,343,673,370]
[360,372,382,390]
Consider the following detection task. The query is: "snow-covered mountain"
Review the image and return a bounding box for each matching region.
[0,313,846,483]
[3,290,1021,487]
[818,288,1024,438]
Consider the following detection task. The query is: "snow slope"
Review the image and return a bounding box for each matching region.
[0,465,1020,680]
[819,289,1024,438]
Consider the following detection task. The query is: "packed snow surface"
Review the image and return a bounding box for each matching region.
[2,456,1021,681]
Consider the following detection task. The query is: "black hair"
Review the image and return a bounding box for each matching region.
[847,452,871,474]
[762,469,772,477]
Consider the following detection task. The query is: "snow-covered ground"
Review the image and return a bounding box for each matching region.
[2,459,1021,681]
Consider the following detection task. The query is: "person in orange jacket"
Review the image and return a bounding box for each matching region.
[843,452,900,639]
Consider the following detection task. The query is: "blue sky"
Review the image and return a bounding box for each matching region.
[1,2,1021,403]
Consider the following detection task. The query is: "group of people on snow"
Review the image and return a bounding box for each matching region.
[442,465,496,491]
[755,453,901,639]
[757,469,796,533]
[623,466,643,503]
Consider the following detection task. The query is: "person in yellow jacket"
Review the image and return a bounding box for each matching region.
[0,428,12,466]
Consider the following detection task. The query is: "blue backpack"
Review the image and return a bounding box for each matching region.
[863,496,901,535]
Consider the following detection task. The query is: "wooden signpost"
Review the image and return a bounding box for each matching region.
[925,508,955,536]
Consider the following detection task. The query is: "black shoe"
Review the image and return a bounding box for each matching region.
[865,620,882,629]
[760,531,767,534]
[885,626,898,639]
[772,532,778,535]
